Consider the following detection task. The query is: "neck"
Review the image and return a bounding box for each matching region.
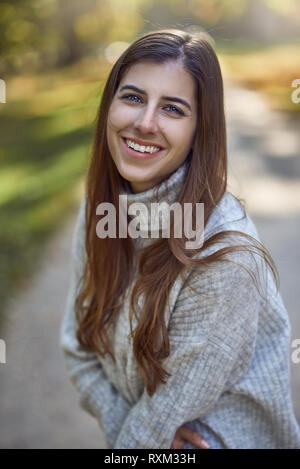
[119,159,189,248]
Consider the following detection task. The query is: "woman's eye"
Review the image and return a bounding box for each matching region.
[120,94,184,116]
[121,94,142,103]
[164,104,184,116]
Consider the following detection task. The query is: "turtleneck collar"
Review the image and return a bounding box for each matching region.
[119,158,189,248]
[125,158,188,203]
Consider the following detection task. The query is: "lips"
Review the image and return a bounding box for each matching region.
[120,136,165,160]
[122,136,165,150]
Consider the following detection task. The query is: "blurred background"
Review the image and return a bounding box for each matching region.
[0,0,299,448]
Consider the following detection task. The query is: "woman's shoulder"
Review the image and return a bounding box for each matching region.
[207,190,268,264]
[191,191,268,296]
[204,191,260,243]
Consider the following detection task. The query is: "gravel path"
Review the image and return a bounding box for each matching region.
[0,83,299,448]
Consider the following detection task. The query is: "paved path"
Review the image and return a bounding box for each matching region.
[225,84,300,423]
[0,210,106,448]
[0,83,299,448]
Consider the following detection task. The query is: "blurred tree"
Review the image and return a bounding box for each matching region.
[0,0,63,73]
[0,0,152,75]
[188,0,248,24]
[0,0,299,76]
[72,0,152,54]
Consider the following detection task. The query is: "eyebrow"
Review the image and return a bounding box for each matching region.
[119,84,192,112]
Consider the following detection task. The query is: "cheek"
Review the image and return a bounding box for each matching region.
[170,127,194,152]
[107,106,121,131]
[107,103,136,131]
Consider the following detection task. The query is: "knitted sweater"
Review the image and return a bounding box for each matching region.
[59,159,300,449]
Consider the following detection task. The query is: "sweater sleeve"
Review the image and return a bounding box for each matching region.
[59,199,131,448]
[113,249,264,449]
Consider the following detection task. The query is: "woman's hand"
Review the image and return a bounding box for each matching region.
[170,424,210,449]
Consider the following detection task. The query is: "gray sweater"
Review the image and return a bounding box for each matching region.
[59,160,300,449]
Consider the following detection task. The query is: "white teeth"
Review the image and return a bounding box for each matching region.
[125,139,160,154]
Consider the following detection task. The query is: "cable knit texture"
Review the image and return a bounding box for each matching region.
[59,159,300,449]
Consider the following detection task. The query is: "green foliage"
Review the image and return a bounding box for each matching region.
[0,70,102,321]
[0,0,299,75]
[219,41,300,116]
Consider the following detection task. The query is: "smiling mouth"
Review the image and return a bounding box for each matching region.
[122,137,164,154]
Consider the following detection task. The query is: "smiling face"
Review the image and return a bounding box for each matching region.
[106,60,197,193]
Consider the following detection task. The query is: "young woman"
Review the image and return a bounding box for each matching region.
[60,28,300,449]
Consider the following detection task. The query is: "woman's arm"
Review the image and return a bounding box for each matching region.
[113,250,263,449]
[59,200,131,448]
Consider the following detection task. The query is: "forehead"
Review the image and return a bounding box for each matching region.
[119,60,196,104]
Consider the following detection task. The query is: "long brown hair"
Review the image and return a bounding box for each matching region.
[75,28,279,396]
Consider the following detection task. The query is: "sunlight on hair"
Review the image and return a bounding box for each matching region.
[184,24,216,47]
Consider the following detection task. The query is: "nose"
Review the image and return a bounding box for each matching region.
[134,105,159,134]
